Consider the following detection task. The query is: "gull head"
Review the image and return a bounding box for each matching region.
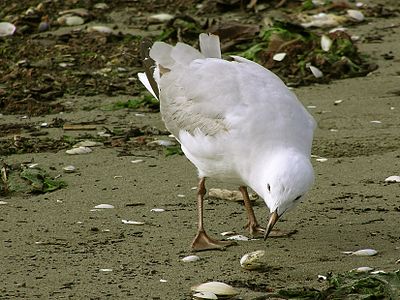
[251,150,314,239]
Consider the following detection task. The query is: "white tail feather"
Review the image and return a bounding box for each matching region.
[199,33,221,58]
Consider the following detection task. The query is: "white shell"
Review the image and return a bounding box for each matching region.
[99,268,113,272]
[347,9,365,22]
[316,157,328,162]
[240,250,266,270]
[65,16,85,26]
[149,13,174,23]
[370,120,382,124]
[193,291,218,299]
[351,249,378,256]
[66,146,92,155]
[317,275,327,280]
[334,99,343,104]
[94,3,109,9]
[308,65,323,78]
[88,26,113,34]
[220,231,236,236]
[94,204,114,209]
[191,282,238,296]
[226,234,249,241]
[371,270,387,274]
[272,52,286,61]
[0,201,8,205]
[354,266,374,273]
[148,139,175,146]
[131,159,144,164]
[321,35,332,51]
[150,208,165,212]
[0,22,16,37]
[181,255,200,262]
[385,176,400,183]
[63,165,76,173]
[121,219,145,225]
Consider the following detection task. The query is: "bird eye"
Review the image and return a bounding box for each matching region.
[267,184,271,192]
[294,195,302,201]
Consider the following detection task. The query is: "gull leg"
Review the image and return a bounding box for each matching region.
[191,177,234,251]
[239,186,265,237]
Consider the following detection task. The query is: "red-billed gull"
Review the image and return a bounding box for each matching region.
[138,33,316,251]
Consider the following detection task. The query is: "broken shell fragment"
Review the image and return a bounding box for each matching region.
[191,282,238,298]
[272,52,286,61]
[88,25,113,34]
[193,291,218,299]
[385,175,400,183]
[0,22,16,37]
[321,35,332,52]
[344,249,378,256]
[240,250,266,270]
[63,165,76,173]
[148,13,174,23]
[121,219,145,225]
[181,255,200,262]
[308,64,323,78]
[226,234,249,241]
[353,266,374,273]
[94,204,114,209]
[64,16,85,26]
[66,146,92,155]
[347,9,365,22]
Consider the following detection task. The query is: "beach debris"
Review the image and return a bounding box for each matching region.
[385,176,400,183]
[94,3,109,9]
[73,140,103,148]
[318,274,327,281]
[370,120,382,124]
[121,219,145,225]
[321,35,332,52]
[181,255,200,262]
[308,64,324,78]
[88,26,113,34]
[148,139,176,147]
[63,16,85,26]
[226,234,250,241]
[149,13,174,23]
[353,266,374,273]
[63,165,76,173]
[272,52,286,61]
[193,291,218,299]
[347,10,365,22]
[220,231,236,236]
[94,204,114,209]
[300,13,347,28]
[315,157,328,162]
[191,282,238,298]
[0,201,8,205]
[240,250,266,270]
[343,249,378,256]
[99,268,113,272]
[131,159,144,164]
[208,188,258,202]
[150,208,165,212]
[0,22,16,37]
[66,146,92,155]
[160,279,168,283]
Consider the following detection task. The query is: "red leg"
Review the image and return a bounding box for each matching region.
[191,178,234,251]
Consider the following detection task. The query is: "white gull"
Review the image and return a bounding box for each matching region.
[138,33,316,251]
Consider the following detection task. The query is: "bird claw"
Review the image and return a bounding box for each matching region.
[191,230,235,251]
[244,222,266,237]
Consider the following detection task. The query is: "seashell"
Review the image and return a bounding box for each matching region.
[65,16,85,26]
[301,13,347,28]
[396,259,400,264]
[347,9,364,22]
[226,234,249,241]
[131,159,144,164]
[370,120,381,124]
[334,99,343,104]
[193,291,218,299]
[191,282,238,297]
[272,52,286,61]
[94,204,114,209]
[28,163,40,169]
[159,279,167,283]
[384,176,400,183]
[240,250,266,270]
[148,13,174,23]
[177,194,186,198]
[66,146,92,155]
[150,208,165,212]
[317,275,327,281]
[88,26,113,34]
[316,157,328,162]
[0,201,8,205]
[353,266,374,273]
[94,3,109,9]
[345,248,378,256]
[149,139,175,146]
[308,64,323,78]
[181,255,200,262]
[63,165,76,173]
[371,270,387,274]
[321,35,332,52]
[99,268,112,272]
[121,219,145,225]
[0,22,16,37]
[220,231,236,236]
